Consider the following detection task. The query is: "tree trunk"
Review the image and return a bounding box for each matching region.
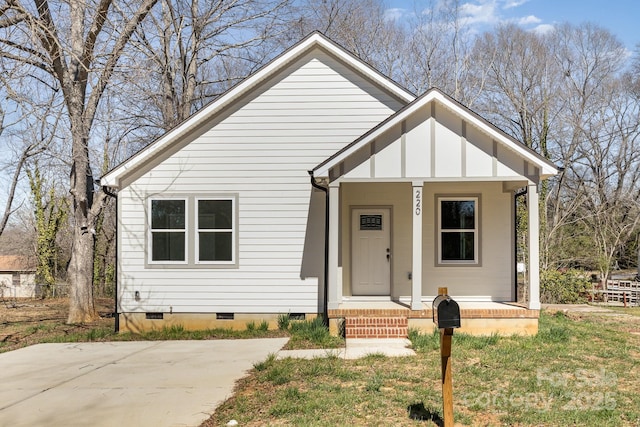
[67,225,97,323]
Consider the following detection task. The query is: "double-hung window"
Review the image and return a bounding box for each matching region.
[438,197,479,265]
[148,195,237,267]
[196,198,234,263]
[150,199,187,263]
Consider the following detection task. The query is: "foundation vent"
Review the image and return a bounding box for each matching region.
[145,313,164,320]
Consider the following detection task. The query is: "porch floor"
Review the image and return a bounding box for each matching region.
[329,300,539,319]
[329,299,540,337]
[335,300,528,310]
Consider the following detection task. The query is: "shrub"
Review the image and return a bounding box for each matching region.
[277,313,290,330]
[288,316,344,348]
[258,320,269,331]
[253,353,277,371]
[540,269,590,304]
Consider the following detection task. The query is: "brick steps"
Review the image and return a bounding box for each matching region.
[344,316,408,338]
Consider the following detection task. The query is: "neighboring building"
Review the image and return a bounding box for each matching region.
[0,256,37,298]
[101,33,558,336]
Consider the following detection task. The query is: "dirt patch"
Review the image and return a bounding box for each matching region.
[0,297,115,353]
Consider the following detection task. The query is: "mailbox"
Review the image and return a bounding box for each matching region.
[432,294,461,329]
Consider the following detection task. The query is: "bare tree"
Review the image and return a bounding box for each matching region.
[122,0,293,135]
[0,139,42,237]
[565,78,640,279]
[0,75,54,237]
[284,0,406,81]
[397,0,486,106]
[469,24,565,273]
[549,23,636,277]
[0,0,158,322]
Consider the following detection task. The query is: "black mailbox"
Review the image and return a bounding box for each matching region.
[432,295,461,329]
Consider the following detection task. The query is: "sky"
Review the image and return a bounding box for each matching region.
[386,0,639,51]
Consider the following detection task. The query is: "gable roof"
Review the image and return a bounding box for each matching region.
[101,32,416,189]
[313,87,559,179]
[0,256,36,272]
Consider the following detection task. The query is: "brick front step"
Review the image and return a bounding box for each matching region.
[344,316,408,338]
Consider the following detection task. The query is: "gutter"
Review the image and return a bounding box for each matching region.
[308,171,329,326]
[102,186,119,333]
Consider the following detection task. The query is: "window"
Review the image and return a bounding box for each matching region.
[148,195,237,267]
[150,199,186,262]
[197,199,234,263]
[438,197,479,264]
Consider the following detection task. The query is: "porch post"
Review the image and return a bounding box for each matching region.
[527,183,541,310]
[411,181,424,310]
[327,183,341,310]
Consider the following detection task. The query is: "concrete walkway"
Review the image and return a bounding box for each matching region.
[542,303,619,313]
[278,338,415,360]
[0,339,287,427]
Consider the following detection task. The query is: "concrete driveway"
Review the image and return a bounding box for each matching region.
[0,338,288,427]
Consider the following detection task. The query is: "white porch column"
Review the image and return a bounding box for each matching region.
[411,181,424,310]
[527,183,541,310]
[327,183,341,310]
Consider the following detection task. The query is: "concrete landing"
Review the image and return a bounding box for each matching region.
[277,338,415,360]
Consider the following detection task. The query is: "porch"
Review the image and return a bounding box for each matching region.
[328,299,540,338]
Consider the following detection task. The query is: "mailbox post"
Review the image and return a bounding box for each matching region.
[432,287,461,427]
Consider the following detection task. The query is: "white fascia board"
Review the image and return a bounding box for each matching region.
[101,32,415,188]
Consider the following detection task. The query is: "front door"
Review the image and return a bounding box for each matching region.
[351,208,391,295]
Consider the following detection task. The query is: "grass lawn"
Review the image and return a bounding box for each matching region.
[203,310,640,427]
[608,306,640,317]
[3,299,639,425]
[0,298,325,353]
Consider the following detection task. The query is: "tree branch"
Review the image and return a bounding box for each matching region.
[0,143,46,237]
[31,0,69,91]
[84,0,158,129]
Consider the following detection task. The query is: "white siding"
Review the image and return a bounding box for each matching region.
[118,49,404,314]
[0,273,37,298]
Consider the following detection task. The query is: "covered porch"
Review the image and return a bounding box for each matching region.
[311,90,558,337]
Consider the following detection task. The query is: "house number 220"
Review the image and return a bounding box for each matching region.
[415,189,422,215]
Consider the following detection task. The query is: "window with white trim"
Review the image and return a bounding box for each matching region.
[438,197,479,264]
[150,199,187,262]
[148,195,237,267]
[196,198,234,263]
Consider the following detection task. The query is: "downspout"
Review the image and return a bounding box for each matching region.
[308,171,329,326]
[102,186,119,333]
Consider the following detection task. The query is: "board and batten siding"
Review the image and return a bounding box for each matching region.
[118,49,405,314]
[342,103,528,180]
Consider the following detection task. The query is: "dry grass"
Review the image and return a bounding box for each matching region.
[203,309,640,427]
[0,297,115,353]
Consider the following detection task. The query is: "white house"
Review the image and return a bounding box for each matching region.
[101,32,558,336]
[0,256,37,298]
